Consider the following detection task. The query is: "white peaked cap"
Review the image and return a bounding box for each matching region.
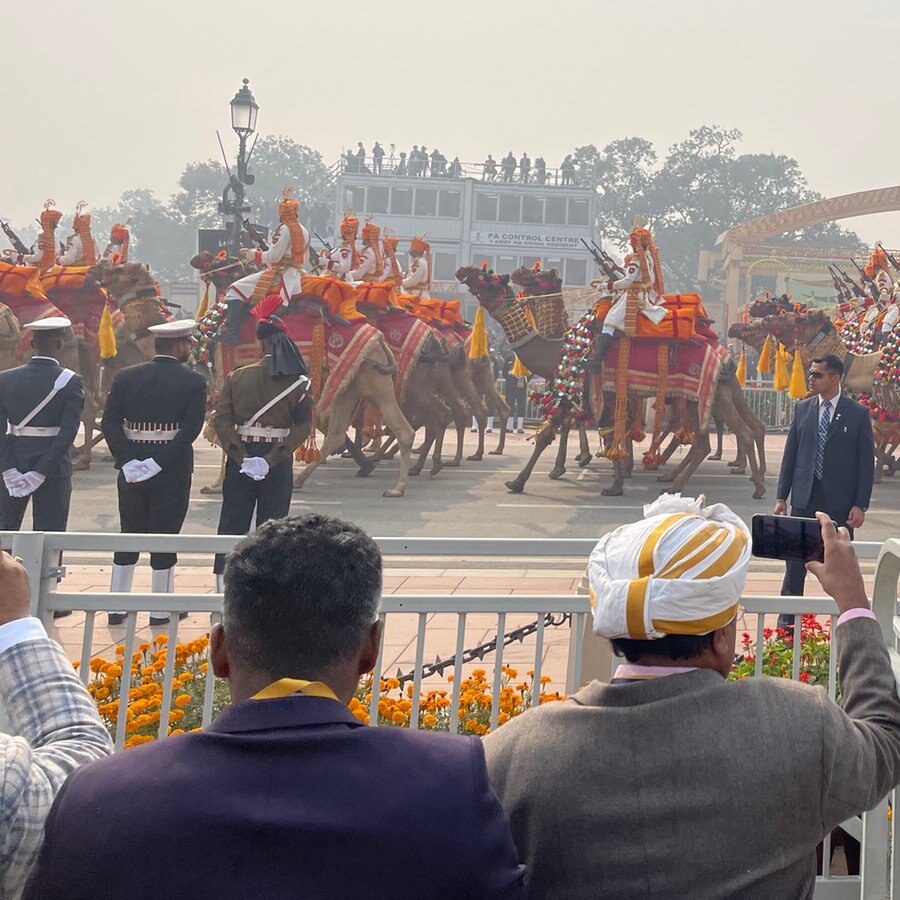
[588,494,751,640]
[148,320,197,338]
[25,316,72,331]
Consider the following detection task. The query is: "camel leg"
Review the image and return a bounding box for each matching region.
[430,408,449,477]
[373,386,414,499]
[603,458,626,497]
[624,438,634,479]
[708,413,724,460]
[730,383,767,476]
[506,423,557,493]
[548,420,570,480]
[409,428,433,477]
[294,396,360,490]
[73,396,98,471]
[443,397,468,468]
[661,435,681,465]
[575,426,592,467]
[344,436,377,477]
[488,392,509,456]
[665,410,712,494]
[201,449,227,495]
[720,397,765,499]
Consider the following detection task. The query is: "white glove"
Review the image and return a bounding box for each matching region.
[17,471,46,497]
[240,456,270,481]
[134,458,162,482]
[122,459,148,483]
[2,468,25,494]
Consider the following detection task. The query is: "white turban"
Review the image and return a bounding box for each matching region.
[588,494,750,640]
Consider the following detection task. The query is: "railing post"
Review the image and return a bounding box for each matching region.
[10,532,46,615]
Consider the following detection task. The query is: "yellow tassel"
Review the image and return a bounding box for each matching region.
[511,355,531,378]
[788,348,807,399]
[757,333,772,373]
[735,348,747,387]
[524,307,537,330]
[773,343,790,392]
[197,282,210,320]
[468,305,489,360]
[98,304,117,359]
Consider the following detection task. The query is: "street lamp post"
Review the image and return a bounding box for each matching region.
[217,78,259,256]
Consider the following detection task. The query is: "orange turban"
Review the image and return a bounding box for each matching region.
[362,222,380,244]
[340,214,360,241]
[383,235,399,256]
[74,211,97,266]
[410,236,430,255]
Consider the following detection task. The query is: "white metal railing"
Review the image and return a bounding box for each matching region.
[2,532,897,897]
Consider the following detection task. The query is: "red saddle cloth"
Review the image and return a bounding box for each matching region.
[376,309,434,401]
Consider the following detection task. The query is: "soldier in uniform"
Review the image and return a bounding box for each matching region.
[0,317,84,533]
[101,320,207,626]
[212,299,313,589]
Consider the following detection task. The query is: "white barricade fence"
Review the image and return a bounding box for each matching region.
[2,531,898,898]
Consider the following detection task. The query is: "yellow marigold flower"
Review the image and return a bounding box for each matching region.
[174,693,192,708]
[90,659,104,673]
[72,661,80,670]
[198,662,208,674]
[446,674,454,683]
[351,707,369,724]
[498,712,510,725]
[421,714,437,728]
[138,642,152,652]
[472,669,486,679]
[169,728,185,736]
[527,669,535,678]
[385,677,400,690]
[108,665,123,678]
[140,666,154,677]
[169,709,185,723]
[115,644,125,655]
[179,672,194,683]
[540,675,552,685]
[391,710,406,726]
[94,687,110,701]
[154,634,168,645]
[504,667,518,679]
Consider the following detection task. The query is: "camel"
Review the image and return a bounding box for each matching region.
[510,264,592,476]
[457,266,730,497]
[0,303,23,370]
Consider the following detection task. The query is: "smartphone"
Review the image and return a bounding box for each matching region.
[751,515,825,562]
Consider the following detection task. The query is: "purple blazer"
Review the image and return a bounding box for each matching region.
[25,696,526,899]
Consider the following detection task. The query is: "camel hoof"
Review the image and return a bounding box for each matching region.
[200,484,223,496]
[72,457,91,471]
[727,459,740,467]
[446,460,461,468]
[602,485,624,497]
[488,449,503,456]
[576,453,592,468]
[356,460,376,478]
[729,468,746,476]
[430,461,444,477]
[548,467,566,480]
[624,471,633,480]
[409,467,422,477]
[656,473,675,483]
[505,480,525,494]
[753,486,767,499]
[466,453,483,462]
[382,488,405,498]
[707,453,722,461]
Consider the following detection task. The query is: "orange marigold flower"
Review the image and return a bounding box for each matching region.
[421,714,437,728]
[391,710,406,726]
[174,693,192,707]
[154,634,168,645]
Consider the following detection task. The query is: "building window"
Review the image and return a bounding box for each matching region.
[545,196,567,225]
[395,251,410,273]
[342,186,366,212]
[522,195,544,224]
[415,188,437,216]
[565,258,588,285]
[568,199,590,226]
[433,251,457,281]
[475,193,498,221]
[542,257,564,278]
[438,190,462,218]
[496,255,518,274]
[367,185,389,214]
[391,187,413,215]
[498,194,521,223]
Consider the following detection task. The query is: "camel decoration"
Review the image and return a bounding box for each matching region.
[456,265,749,498]
[0,302,24,371]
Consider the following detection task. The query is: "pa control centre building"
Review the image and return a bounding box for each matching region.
[334,166,601,316]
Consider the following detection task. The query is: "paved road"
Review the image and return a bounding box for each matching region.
[64,429,900,544]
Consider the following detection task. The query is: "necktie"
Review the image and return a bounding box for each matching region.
[815,399,832,480]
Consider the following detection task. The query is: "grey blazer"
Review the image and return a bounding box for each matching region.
[484,617,900,899]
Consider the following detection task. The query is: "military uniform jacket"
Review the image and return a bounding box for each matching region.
[214,359,312,467]
[101,357,207,472]
[0,358,85,478]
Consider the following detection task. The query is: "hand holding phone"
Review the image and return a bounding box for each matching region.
[806,512,869,614]
[752,515,825,562]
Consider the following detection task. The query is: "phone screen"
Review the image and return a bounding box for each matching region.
[751,515,824,562]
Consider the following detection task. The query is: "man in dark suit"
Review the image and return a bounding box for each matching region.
[775,353,874,621]
[26,514,526,899]
[101,320,207,625]
[0,317,84,535]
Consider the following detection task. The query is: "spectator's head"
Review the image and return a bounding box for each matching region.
[214,514,383,702]
[26,316,72,358]
[809,354,843,397]
[588,495,750,677]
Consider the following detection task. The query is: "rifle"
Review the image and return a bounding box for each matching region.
[827,265,850,302]
[314,231,335,255]
[850,257,880,301]
[581,238,617,280]
[878,242,900,274]
[241,217,268,251]
[835,265,866,300]
[591,240,625,277]
[0,220,29,257]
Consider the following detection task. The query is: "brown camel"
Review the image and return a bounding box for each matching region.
[457,266,724,497]
[0,303,23,370]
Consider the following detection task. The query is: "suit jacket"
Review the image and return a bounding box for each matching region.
[483,618,900,899]
[0,358,85,478]
[101,357,207,472]
[215,359,312,467]
[776,393,874,514]
[0,633,112,897]
[26,696,525,899]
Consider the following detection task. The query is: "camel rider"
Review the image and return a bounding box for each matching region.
[221,191,310,344]
[101,223,130,265]
[403,237,431,296]
[382,233,402,285]
[56,204,98,267]
[322,211,358,281]
[348,218,384,283]
[23,206,62,271]
[585,224,667,371]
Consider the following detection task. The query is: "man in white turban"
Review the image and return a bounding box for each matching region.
[484,495,900,899]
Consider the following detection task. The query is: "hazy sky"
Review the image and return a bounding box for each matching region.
[6,0,900,249]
